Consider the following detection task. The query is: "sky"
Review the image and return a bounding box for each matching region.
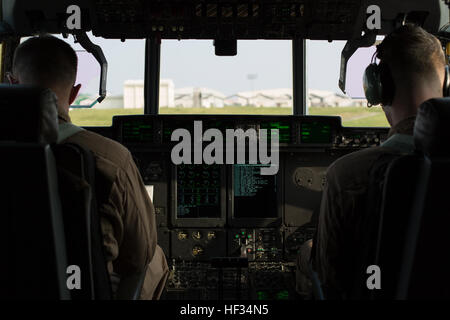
[70,35,372,98]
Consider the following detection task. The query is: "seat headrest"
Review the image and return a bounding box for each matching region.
[414,97,450,157]
[0,85,58,144]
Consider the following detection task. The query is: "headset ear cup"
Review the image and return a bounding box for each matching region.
[363,64,383,106]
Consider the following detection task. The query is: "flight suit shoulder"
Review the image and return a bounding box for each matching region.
[64,129,133,171]
[326,147,392,189]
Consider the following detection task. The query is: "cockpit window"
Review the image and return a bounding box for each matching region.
[306,39,389,127]
[16,34,391,126]
[159,40,293,115]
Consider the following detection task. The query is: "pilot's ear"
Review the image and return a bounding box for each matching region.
[69,84,82,105]
[6,72,19,84]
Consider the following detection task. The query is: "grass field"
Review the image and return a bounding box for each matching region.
[308,106,389,127]
[69,106,389,127]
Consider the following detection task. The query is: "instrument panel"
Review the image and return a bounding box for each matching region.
[111,114,388,300]
[113,114,387,148]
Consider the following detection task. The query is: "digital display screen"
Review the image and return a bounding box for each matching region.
[121,119,153,143]
[162,121,193,143]
[300,122,332,144]
[233,164,277,219]
[176,164,221,218]
[260,121,291,144]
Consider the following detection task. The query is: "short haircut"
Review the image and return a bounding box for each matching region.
[12,35,78,88]
[377,24,446,85]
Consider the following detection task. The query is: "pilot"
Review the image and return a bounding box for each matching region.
[7,35,169,299]
[296,24,447,299]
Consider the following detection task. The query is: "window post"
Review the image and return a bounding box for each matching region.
[145,37,161,115]
[292,39,307,115]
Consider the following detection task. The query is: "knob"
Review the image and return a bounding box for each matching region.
[207,231,216,240]
[192,231,202,240]
[192,246,204,256]
[178,231,188,240]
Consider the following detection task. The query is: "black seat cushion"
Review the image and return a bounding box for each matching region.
[0,144,69,299]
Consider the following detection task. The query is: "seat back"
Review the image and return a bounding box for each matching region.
[398,98,450,299]
[0,84,111,299]
[375,98,450,299]
[398,156,450,298]
[0,85,69,299]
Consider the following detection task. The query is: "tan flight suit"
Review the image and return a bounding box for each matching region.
[297,116,416,299]
[58,113,169,300]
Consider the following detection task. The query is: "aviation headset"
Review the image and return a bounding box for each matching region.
[363,44,450,107]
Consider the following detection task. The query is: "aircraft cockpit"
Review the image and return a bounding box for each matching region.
[1,0,450,304]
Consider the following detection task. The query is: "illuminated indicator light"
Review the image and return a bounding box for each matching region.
[257,291,269,300]
[235,234,239,239]
[276,290,289,300]
[241,231,245,235]
[248,235,252,238]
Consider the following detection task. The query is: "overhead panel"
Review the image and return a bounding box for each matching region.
[1,0,447,40]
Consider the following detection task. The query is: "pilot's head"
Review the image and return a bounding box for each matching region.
[375,24,446,126]
[8,35,81,122]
